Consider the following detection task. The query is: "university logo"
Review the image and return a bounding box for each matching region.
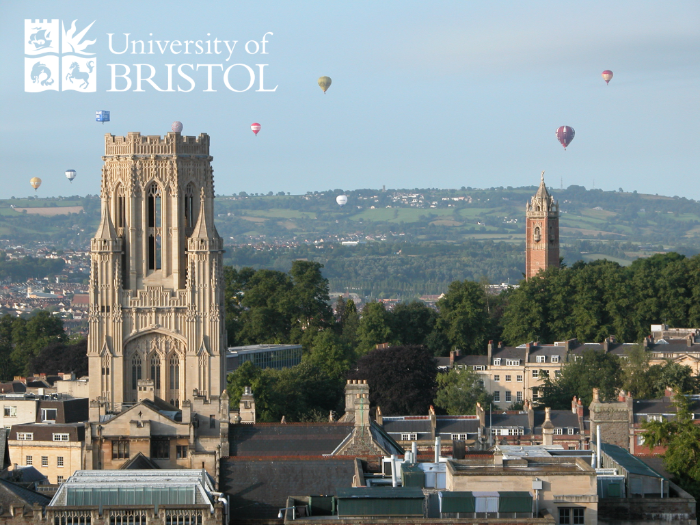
[24,19,97,93]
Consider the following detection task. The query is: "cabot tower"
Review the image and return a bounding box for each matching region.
[525,172,559,280]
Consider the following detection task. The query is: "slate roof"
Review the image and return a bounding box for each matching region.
[0,478,51,512]
[491,347,526,361]
[221,458,355,519]
[230,423,353,457]
[527,346,568,361]
[119,452,161,470]
[436,418,480,434]
[489,410,583,434]
[632,397,700,423]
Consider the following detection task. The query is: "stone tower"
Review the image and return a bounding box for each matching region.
[525,172,559,279]
[88,131,226,412]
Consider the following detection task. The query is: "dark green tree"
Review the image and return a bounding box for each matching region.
[356,302,393,354]
[434,368,492,415]
[435,280,491,354]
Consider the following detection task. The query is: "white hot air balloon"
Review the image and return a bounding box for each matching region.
[172,121,183,133]
[336,195,348,206]
[65,169,77,183]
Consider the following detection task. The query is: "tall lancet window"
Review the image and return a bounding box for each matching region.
[150,354,161,390]
[169,354,180,407]
[115,184,125,228]
[131,355,142,391]
[184,183,195,228]
[147,183,162,271]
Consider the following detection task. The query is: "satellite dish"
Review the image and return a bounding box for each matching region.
[172,121,183,133]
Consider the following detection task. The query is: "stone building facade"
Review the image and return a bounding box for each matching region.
[85,132,229,477]
[525,172,559,280]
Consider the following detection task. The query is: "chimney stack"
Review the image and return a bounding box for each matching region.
[542,407,554,446]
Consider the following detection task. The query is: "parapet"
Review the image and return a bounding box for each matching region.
[104,132,210,157]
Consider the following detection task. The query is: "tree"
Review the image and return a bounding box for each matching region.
[538,349,623,408]
[435,280,491,354]
[642,394,700,502]
[391,301,437,347]
[304,331,354,382]
[30,339,88,377]
[434,368,492,415]
[653,360,696,395]
[289,260,333,342]
[347,345,437,415]
[356,302,393,354]
[622,345,656,399]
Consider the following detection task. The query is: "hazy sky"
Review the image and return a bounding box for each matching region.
[1,1,698,198]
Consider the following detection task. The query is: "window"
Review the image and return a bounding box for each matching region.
[493,375,500,382]
[505,391,512,402]
[536,355,546,363]
[184,183,195,228]
[26,456,32,466]
[647,414,663,422]
[637,434,645,445]
[451,433,468,441]
[493,391,500,402]
[401,433,418,441]
[506,359,520,366]
[568,427,575,435]
[516,391,523,402]
[41,408,58,422]
[53,433,69,441]
[147,184,162,270]
[559,507,584,525]
[176,445,188,459]
[516,375,523,382]
[505,375,512,382]
[555,370,562,378]
[151,438,170,459]
[493,358,501,366]
[473,365,485,371]
[41,456,48,467]
[210,415,215,429]
[112,439,130,460]
[57,456,64,467]
[551,355,560,363]
[4,406,17,417]
[150,355,161,390]
[555,428,563,435]
[131,355,142,390]
[532,370,539,378]
[57,476,64,484]
[17,432,33,441]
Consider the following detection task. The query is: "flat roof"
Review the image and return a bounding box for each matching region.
[227,344,302,355]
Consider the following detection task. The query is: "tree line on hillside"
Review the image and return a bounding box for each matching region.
[0,253,65,282]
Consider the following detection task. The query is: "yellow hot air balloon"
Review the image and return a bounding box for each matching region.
[30,177,42,191]
[318,76,332,94]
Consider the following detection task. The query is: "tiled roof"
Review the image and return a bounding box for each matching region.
[221,458,355,519]
[0,478,51,509]
[230,423,353,457]
[491,347,526,360]
[436,418,480,434]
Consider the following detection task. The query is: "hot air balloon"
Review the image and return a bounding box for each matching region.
[318,76,332,94]
[251,123,261,136]
[172,121,183,133]
[65,169,77,183]
[96,110,110,123]
[336,195,348,206]
[601,70,613,85]
[30,177,42,191]
[556,126,575,150]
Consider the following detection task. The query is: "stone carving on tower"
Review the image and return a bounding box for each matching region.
[525,172,559,280]
[85,132,229,475]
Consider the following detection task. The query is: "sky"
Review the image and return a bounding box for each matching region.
[1,1,699,199]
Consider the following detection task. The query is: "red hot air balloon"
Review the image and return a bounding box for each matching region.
[601,70,613,85]
[556,126,575,150]
[251,123,261,136]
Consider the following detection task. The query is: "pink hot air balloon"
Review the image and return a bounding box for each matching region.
[251,123,261,136]
[556,126,575,150]
[601,70,613,85]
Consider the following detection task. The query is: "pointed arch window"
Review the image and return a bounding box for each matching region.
[184,183,195,228]
[115,184,125,228]
[169,354,180,390]
[533,226,541,242]
[150,354,161,390]
[148,183,161,228]
[131,355,142,390]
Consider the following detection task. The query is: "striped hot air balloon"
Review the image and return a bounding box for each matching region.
[251,123,261,136]
[601,70,613,85]
[556,126,575,150]
[65,169,77,183]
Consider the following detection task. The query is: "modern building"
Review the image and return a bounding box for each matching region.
[45,470,226,525]
[85,131,229,478]
[226,344,302,373]
[525,172,559,280]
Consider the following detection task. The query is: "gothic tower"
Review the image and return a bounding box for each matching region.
[88,131,226,412]
[525,172,559,279]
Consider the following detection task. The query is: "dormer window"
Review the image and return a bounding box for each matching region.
[493,358,501,366]
[551,356,560,363]
[536,355,546,363]
[506,359,520,366]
